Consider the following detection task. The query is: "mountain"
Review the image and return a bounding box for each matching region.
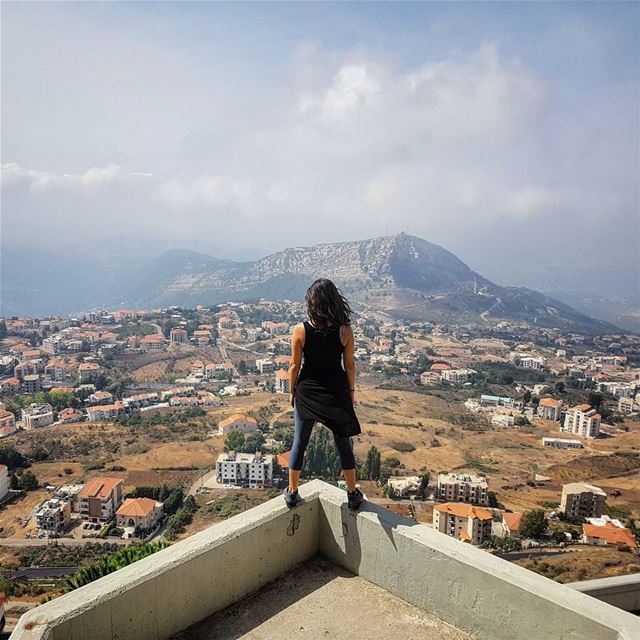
[110,233,617,334]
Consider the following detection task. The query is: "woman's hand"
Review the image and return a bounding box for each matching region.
[289,392,295,408]
[350,389,356,405]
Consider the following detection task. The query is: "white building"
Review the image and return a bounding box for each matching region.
[437,473,489,506]
[518,356,545,370]
[542,437,583,450]
[116,498,163,530]
[537,397,563,421]
[440,368,476,384]
[35,498,71,533]
[0,465,10,501]
[275,369,290,394]
[560,482,606,519]
[256,359,275,375]
[618,396,640,414]
[387,476,421,497]
[561,404,601,439]
[491,414,515,427]
[21,403,54,429]
[216,451,274,488]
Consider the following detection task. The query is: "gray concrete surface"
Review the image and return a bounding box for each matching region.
[569,573,640,613]
[173,557,473,640]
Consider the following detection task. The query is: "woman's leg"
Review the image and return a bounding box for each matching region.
[334,434,357,492]
[288,405,314,492]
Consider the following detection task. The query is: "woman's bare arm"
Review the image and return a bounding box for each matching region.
[289,323,305,407]
[342,324,356,402]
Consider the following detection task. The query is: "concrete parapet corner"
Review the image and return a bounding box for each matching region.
[9,479,640,640]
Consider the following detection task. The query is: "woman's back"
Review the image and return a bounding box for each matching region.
[299,321,345,381]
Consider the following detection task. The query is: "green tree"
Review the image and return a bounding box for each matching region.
[224,430,246,452]
[241,433,265,453]
[363,446,381,481]
[588,392,603,411]
[237,360,247,375]
[555,381,566,394]
[19,470,39,491]
[0,320,7,340]
[520,510,547,539]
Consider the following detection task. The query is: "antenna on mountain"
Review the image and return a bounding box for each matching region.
[385,225,388,236]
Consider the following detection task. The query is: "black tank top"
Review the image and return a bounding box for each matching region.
[298,321,345,382]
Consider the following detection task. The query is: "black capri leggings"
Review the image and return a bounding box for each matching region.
[289,404,356,471]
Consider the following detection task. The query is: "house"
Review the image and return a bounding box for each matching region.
[560,482,606,519]
[275,369,290,394]
[0,410,17,437]
[432,502,493,545]
[116,498,163,531]
[542,437,583,450]
[440,368,476,384]
[561,404,601,439]
[21,403,54,429]
[77,477,124,522]
[387,476,421,497]
[437,473,489,506]
[582,522,637,549]
[193,330,211,346]
[139,334,166,352]
[58,407,84,424]
[77,362,100,383]
[86,403,122,422]
[35,498,71,533]
[218,414,259,436]
[0,465,10,501]
[169,327,189,344]
[87,390,114,405]
[0,378,21,394]
[537,398,563,421]
[502,512,523,537]
[256,359,275,375]
[518,356,545,369]
[44,358,67,382]
[274,356,291,370]
[420,371,441,386]
[216,451,273,488]
[618,396,640,414]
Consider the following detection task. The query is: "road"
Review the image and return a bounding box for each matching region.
[0,537,131,548]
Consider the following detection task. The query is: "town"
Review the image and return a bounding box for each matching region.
[0,302,638,631]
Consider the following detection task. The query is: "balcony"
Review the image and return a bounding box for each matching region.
[10,480,640,640]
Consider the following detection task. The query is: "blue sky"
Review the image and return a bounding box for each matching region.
[2,1,638,296]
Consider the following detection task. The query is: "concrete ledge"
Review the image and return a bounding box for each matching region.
[9,480,640,640]
[315,482,640,640]
[10,482,323,640]
[568,573,640,613]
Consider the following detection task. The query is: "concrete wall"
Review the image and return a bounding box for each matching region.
[316,482,640,640]
[10,480,640,640]
[10,483,322,640]
[569,573,640,613]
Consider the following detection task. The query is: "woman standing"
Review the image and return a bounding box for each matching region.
[284,278,363,510]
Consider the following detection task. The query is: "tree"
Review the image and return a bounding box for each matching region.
[520,510,547,539]
[224,430,245,452]
[0,320,7,340]
[237,360,247,375]
[588,392,603,412]
[19,470,39,491]
[417,473,430,500]
[363,446,381,481]
[241,432,265,453]
[555,381,566,394]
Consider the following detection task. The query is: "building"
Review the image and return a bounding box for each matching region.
[22,374,41,394]
[420,371,441,386]
[542,437,583,450]
[0,410,17,437]
[274,356,291,370]
[139,334,166,352]
[21,403,54,429]
[116,498,163,530]
[480,395,515,408]
[618,396,640,414]
[78,362,100,383]
[35,498,71,533]
[562,404,601,439]
[582,521,637,549]
[215,451,273,488]
[86,404,122,422]
[437,473,489,506]
[256,359,275,375]
[560,482,606,519]
[387,476,421,497]
[218,414,259,436]
[44,358,66,382]
[0,465,10,501]
[193,330,211,346]
[77,477,124,522]
[432,502,493,545]
[58,407,84,424]
[275,369,290,394]
[537,398,563,421]
[87,390,114,405]
[41,337,62,355]
[502,512,523,537]
[169,327,189,344]
[440,368,476,384]
[518,356,545,369]
[491,414,515,427]
[0,378,21,394]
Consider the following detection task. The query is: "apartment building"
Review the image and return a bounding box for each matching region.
[437,473,489,506]
[256,359,275,375]
[116,498,163,530]
[78,362,100,383]
[420,371,441,386]
[77,477,124,522]
[44,358,66,382]
[561,404,601,439]
[218,414,259,436]
[139,334,166,352]
[35,498,71,533]
[618,395,640,414]
[193,330,211,346]
[537,397,563,421]
[87,390,114,405]
[169,327,189,344]
[433,502,493,545]
[22,374,41,394]
[58,408,84,424]
[86,404,122,422]
[387,476,421,497]
[560,482,606,519]
[0,378,20,394]
[21,403,54,429]
[519,356,545,369]
[275,369,290,394]
[274,355,291,370]
[216,451,274,488]
[440,368,476,384]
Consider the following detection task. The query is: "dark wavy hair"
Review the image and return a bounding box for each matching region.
[305,278,352,329]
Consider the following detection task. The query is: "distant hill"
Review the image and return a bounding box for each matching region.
[0,233,621,333]
[108,233,616,334]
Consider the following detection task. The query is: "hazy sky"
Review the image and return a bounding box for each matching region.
[2,1,639,292]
